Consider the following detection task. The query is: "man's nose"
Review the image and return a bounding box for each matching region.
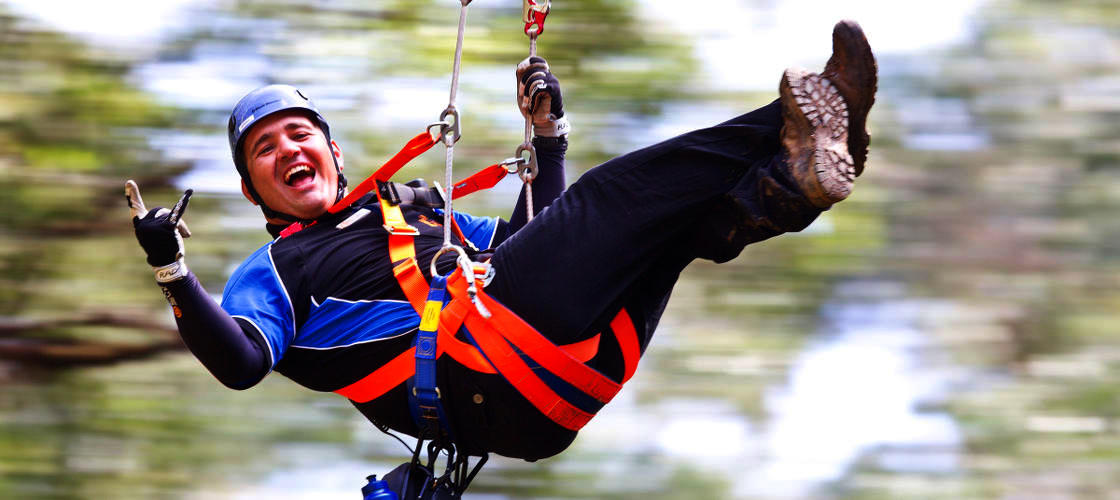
[277,136,300,159]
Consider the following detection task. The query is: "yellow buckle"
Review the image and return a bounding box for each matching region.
[380,195,420,236]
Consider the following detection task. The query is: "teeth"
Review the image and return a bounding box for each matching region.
[284,165,312,184]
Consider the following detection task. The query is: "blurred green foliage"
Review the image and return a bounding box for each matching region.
[0,7,183,232]
[2,0,1120,498]
[0,5,187,316]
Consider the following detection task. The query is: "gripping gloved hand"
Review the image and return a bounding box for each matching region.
[126,180,193,283]
[516,56,570,137]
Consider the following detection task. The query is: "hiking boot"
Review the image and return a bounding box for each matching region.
[780,67,855,207]
[822,20,877,177]
[780,20,877,207]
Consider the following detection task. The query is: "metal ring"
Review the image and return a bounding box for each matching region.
[429,244,475,285]
[515,143,538,183]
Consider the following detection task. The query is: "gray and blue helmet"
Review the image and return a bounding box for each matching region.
[227,84,347,221]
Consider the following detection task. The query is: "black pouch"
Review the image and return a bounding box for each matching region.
[382,461,457,500]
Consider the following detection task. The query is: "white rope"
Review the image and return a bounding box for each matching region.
[440,0,471,248]
[520,27,540,222]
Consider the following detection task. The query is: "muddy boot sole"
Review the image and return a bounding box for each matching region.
[780,68,855,207]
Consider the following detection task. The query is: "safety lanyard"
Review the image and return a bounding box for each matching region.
[410,275,450,439]
[515,0,552,223]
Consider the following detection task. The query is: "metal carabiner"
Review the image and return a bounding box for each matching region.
[430,244,472,282]
[427,121,450,143]
[430,245,491,319]
[515,142,538,183]
[499,156,528,174]
[438,107,462,146]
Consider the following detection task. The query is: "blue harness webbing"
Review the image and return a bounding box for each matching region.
[407,274,454,440]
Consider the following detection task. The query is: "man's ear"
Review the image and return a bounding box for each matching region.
[241,180,259,206]
[331,140,344,170]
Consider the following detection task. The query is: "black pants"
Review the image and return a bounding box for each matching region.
[447,100,825,458]
[490,99,821,359]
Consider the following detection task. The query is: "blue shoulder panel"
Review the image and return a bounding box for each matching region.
[449,211,499,250]
[220,242,295,368]
[295,298,420,349]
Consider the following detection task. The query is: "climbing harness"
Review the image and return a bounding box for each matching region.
[276,1,642,497]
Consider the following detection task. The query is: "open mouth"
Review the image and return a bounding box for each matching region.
[283,164,316,188]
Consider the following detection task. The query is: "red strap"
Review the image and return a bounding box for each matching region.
[333,303,489,404]
[331,298,605,404]
[461,307,594,430]
[610,308,640,383]
[454,277,621,404]
[279,220,316,239]
[437,299,495,373]
[328,131,437,214]
[562,334,600,363]
[442,273,620,431]
[335,346,417,403]
[336,222,624,426]
[452,164,509,200]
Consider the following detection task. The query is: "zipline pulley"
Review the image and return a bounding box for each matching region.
[523,0,550,37]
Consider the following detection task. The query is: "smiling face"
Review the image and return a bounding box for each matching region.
[240,111,343,222]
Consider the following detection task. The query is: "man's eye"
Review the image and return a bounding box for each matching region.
[257,145,274,157]
[293,133,310,140]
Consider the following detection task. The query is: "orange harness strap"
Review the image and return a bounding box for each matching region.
[335,269,636,429]
[334,300,605,404]
[335,346,418,403]
[338,226,638,425]
[451,163,510,200]
[447,273,622,405]
[389,234,429,312]
[329,131,438,215]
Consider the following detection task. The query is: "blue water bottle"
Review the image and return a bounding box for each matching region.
[362,474,399,500]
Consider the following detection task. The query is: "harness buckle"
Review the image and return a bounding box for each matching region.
[377,180,403,206]
[471,261,496,288]
[384,223,421,236]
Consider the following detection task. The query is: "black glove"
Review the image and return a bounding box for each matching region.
[516,56,570,137]
[126,180,193,282]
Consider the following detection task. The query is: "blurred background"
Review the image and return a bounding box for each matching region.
[2,0,1120,498]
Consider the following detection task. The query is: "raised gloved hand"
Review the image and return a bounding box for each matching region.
[516,56,570,137]
[126,180,193,283]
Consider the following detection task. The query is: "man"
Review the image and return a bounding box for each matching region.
[130,21,876,464]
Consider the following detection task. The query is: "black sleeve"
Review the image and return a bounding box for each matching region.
[159,273,271,390]
[507,135,567,234]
